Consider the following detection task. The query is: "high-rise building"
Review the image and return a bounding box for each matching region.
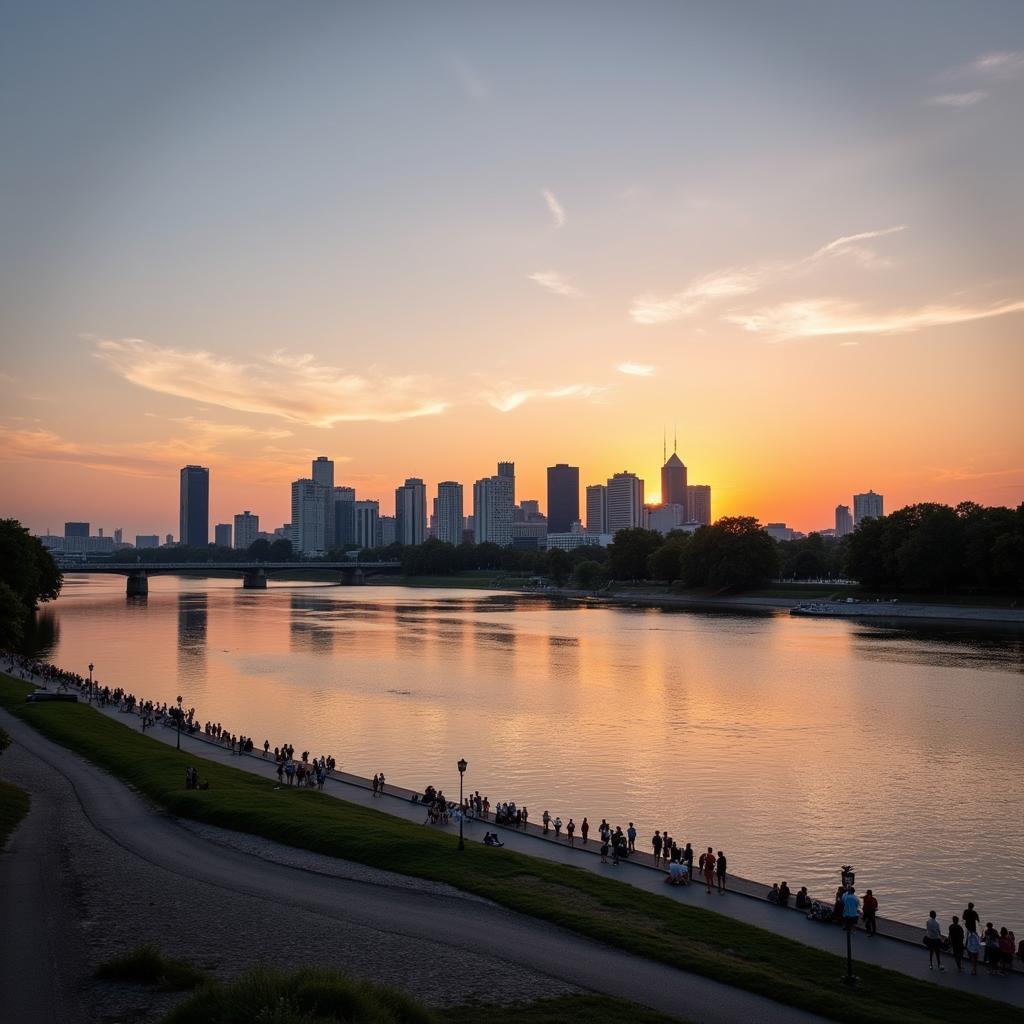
[497,461,515,507]
[686,484,712,526]
[290,478,329,555]
[395,478,427,545]
[135,534,159,549]
[853,490,884,525]
[354,500,380,549]
[64,522,89,538]
[378,514,397,547]
[234,511,259,550]
[546,464,579,533]
[113,528,123,546]
[835,504,853,537]
[473,468,515,546]
[605,471,645,533]
[435,481,464,546]
[179,465,210,547]
[214,523,232,547]
[333,486,356,548]
[647,504,687,535]
[586,484,607,534]
[765,523,796,542]
[312,457,335,545]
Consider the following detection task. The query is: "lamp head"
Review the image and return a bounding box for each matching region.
[457,758,467,774]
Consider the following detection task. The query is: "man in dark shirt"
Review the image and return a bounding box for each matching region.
[948,915,965,972]
[652,830,663,865]
[862,889,878,936]
[962,902,980,935]
[716,850,727,893]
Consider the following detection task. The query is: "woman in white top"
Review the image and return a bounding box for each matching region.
[925,910,945,972]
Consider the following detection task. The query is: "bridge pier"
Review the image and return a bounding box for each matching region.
[339,568,365,585]
[126,571,148,597]
[243,570,268,589]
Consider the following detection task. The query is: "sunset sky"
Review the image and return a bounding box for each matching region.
[2,1,1022,537]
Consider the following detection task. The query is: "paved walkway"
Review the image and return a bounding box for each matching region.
[20,673,1020,1009]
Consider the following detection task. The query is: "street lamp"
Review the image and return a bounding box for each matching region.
[457,758,467,851]
[840,865,858,986]
[175,695,183,751]
[88,662,94,703]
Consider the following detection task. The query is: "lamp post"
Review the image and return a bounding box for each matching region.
[457,758,467,851]
[840,865,858,986]
[176,695,183,751]
[88,662,94,703]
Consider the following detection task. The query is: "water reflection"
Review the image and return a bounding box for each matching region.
[176,593,208,683]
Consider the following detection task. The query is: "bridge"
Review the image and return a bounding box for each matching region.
[60,562,403,596]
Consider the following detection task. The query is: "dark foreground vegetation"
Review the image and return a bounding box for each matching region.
[0,725,30,849]
[3,675,1019,1024]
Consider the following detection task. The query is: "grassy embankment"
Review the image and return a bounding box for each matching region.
[98,948,683,1023]
[2,675,1019,1024]
[0,725,31,850]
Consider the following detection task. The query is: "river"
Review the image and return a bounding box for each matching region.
[34,574,1024,927]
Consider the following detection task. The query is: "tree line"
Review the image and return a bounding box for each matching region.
[0,519,63,648]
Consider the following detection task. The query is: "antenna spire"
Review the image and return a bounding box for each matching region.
[673,424,677,454]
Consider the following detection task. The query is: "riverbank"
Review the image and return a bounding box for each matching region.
[2,670,1021,1022]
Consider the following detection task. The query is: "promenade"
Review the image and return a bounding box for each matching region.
[18,666,1021,1006]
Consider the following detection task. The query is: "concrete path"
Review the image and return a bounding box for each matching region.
[0,704,822,1024]
[30,677,1023,1011]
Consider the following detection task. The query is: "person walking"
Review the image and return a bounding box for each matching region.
[652,830,663,866]
[378,772,386,795]
[925,910,945,972]
[716,850,727,894]
[703,848,716,893]
[862,889,878,936]
[948,915,965,972]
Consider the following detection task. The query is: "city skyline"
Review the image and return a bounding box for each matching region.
[2,3,1022,536]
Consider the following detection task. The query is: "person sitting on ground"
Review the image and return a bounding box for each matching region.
[795,886,810,910]
[779,881,791,907]
[666,859,687,886]
[483,832,504,847]
[767,883,781,903]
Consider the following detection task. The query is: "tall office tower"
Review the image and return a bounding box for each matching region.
[853,490,884,525]
[135,534,159,549]
[605,472,645,533]
[233,511,259,549]
[473,472,514,546]
[179,465,210,547]
[835,504,854,537]
[113,528,123,545]
[214,523,232,547]
[333,486,356,548]
[435,481,464,546]
[686,484,712,526]
[546,464,580,533]
[378,515,397,547]
[311,457,335,544]
[395,478,427,545]
[165,533,174,546]
[290,478,329,555]
[586,484,607,534]
[497,461,515,508]
[64,522,89,538]
[354,500,380,549]
[661,453,688,506]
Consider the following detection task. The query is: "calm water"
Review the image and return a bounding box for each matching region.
[37,575,1024,926]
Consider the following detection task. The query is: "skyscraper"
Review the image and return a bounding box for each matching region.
[64,522,89,538]
[853,490,884,525]
[333,486,356,548]
[233,510,259,550]
[835,504,853,537]
[214,523,232,548]
[497,460,515,507]
[473,469,514,546]
[291,478,329,555]
[435,481,464,546]
[312,457,335,545]
[605,472,644,533]
[661,453,687,506]
[395,478,427,545]
[586,484,607,534]
[686,484,712,526]
[179,465,210,547]
[354,500,380,549]
[546,463,579,533]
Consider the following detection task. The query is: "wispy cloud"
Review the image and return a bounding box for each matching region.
[482,382,609,413]
[811,225,908,267]
[527,271,582,297]
[727,297,1024,341]
[630,270,762,325]
[969,50,1024,79]
[541,188,566,228]
[448,56,490,102]
[616,362,656,376]
[94,339,448,427]
[927,90,989,108]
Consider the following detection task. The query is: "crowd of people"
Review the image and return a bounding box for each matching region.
[5,650,1022,981]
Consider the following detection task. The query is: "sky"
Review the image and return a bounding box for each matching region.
[2,0,1022,537]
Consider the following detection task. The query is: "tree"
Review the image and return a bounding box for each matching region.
[679,516,780,590]
[571,559,607,591]
[647,535,690,583]
[607,528,664,581]
[0,519,63,648]
[543,547,573,586]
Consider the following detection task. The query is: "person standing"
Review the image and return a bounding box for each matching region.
[716,850,727,894]
[567,818,576,847]
[962,901,980,936]
[542,809,551,834]
[862,889,878,936]
[925,910,945,972]
[703,848,716,893]
[842,887,860,931]
[627,823,637,853]
[581,817,589,844]
[948,915,965,973]
[378,772,386,795]
[553,816,562,838]
[652,830,663,866]
[965,927,981,975]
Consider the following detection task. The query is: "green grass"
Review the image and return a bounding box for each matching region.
[1,674,1019,1024]
[96,944,209,991]
[0,725,31,850]
[158,964,685,1024]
